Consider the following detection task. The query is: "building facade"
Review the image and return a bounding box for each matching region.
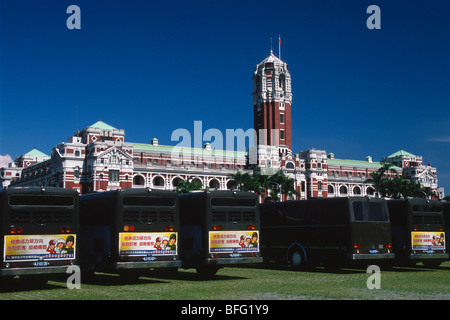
[1,51,443,199]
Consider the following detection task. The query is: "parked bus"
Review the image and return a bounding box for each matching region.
[259,197,394,269]
[79,188,181,275]
[0,187,79,285]
[387,199,447,267]
[178,190,262,277]
[444,202,450,261]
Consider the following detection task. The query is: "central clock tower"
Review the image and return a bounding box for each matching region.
[252,50,292,154]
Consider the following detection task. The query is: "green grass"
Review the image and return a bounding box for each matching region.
[0,262,449,300]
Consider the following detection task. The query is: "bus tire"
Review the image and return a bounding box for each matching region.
[289,248,304,269]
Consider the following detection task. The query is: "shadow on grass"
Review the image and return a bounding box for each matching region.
[143,269,249,282]
[238,262,368,274]
[0,277,63,293]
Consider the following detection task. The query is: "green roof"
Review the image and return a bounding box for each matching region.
[89,120,117,130]
[24,148,49,158]
[327,158,401,171]
[387,149,416,158]
[130,142,248,159]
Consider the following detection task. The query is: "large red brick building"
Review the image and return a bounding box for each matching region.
[1,51,443,200]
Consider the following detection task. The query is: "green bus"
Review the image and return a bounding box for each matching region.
[178,190,262,277]
[0,187,79,285]
[387,199,447,267]
[79,188,181,275]
[259,197,394,269]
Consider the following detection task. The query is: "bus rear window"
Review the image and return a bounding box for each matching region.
[122,196,175,207]
[9,195,74,206]
[353,201,388,222]
[210,198,256,207]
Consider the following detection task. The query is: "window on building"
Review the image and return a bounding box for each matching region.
[280,130,285,140]
[280,114,284,124]
[109,170,119,182]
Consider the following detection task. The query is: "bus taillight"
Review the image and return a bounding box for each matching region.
[10,227,23,234]
[212,225,223,231]
[353,243,361,253]
[413,226,421,231]
[124,225,135,232]
[247,225,256,230]
[385,243,392,253]
[164,225,174,232]
[60,227,72,233]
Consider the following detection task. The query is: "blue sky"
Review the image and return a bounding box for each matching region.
[1,0,449,194]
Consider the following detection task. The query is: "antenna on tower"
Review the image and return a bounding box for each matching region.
[270,37,273,54]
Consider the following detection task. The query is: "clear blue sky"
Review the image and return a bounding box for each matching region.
[1,0,449,194]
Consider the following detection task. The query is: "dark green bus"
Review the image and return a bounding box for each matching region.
[387,199,447,267]
[79,188,181,275]
[0,187,79,285]
[178,190,262,277]
[444,202,450,261]
[259,197,394,269]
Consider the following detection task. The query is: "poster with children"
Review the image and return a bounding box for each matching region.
[4,234,76,262]
[411,231,445,250]
[119,232,177,256]
[209,230,259,253]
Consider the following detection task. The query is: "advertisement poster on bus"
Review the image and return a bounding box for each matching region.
[411,231,445,250]
[209,230,259,253]
[4,234,76,262]
[119,232,177,256]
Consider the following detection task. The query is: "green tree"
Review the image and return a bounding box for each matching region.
[228,169,298,201]
[366,162,427,199]
[176,178,202,194]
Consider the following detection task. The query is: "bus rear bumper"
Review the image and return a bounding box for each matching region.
[348,253,395,260]
[0,265,71,277]
[114,260,182,270]
[409,253,449,260]
[205,257,263,266]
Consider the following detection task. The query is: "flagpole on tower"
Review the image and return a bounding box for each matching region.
[279,34,281,59]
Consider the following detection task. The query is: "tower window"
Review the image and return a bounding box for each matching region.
[280,114,284,124]
[280,130,285,140]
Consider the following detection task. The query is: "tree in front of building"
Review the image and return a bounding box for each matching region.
[228,169,298,201]
[366,162,430,199]
[176,178,203,194]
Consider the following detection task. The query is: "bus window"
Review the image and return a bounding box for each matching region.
[353,201,388,222]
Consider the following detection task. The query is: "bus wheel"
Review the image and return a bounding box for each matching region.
[289,249,304,269]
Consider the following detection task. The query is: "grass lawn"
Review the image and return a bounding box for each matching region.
[0,262,448,300]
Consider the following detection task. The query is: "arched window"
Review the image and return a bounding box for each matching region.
[339,185,348,195]
[133,175,145,186]
[328,185,335,194]
[353,186,361,195]
[209,179,220,190]
[279,74,286,91]
[153,176,164,187]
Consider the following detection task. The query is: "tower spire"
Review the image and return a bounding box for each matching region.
[270,37,273,54]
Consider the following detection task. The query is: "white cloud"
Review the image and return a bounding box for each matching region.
[0,154,13,167]
[428,137,450,143]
